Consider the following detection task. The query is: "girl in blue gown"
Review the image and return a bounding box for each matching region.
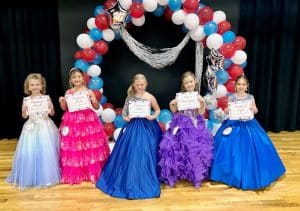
[210,74,286,190]
[96,74,162,199]
[6,73,60,189]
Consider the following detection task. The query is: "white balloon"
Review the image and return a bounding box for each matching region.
[206,33,223,49]
[165,121,171,130]
[231,50,247,65]
[113,128,122,140]
[119,0,132,9]
[108,141,115,151]
[143,0,158,12]
[87,65,102,77]
[76,33,94,48]
[87,18,96,30]
[183,13,199,30]
[214,84,227,98]
[132,15,145,27]
[211,122,222,136]
[101,108,116,123]
[213,11,226,24]
[157,0,168,6]
[171,9,185,25]
[93,104,103,116]
[102,29,115,42]
[190,25,206,41]
[203,94,217,110]
[99,88,103,94]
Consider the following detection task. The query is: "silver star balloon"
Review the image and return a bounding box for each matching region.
[106,0,130,30]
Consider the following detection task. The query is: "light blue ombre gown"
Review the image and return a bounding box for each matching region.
[210,94,286,190]
[6,96,60,189]
[96,96,162,199]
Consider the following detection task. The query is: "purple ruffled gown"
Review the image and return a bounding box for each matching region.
[158,109,213,188]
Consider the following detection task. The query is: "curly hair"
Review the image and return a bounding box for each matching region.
[24,73,46,95]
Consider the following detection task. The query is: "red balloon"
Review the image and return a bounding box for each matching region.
[93,40,109,55]
[104,122,115,137]
[83,73,90,85]
[81,48,96,62]
[164,7,173,22]
[104,0,117,9]
[74,50,82,60]
[217,96,228,110]
[130,2,144,18]
[95,14,110,30]
[227,64,244,80]
[93,90,102,101]
[233,36,247,50]
[158,122,166,133]
[114,108,123,115]
[202,37,207,48]
[204,109,209,119]
[198,6,213,25]
[225,79,236,93]
[183,0,199,13]
[217,20,232,34]
[219,43,236,58]
[102,103,114,109]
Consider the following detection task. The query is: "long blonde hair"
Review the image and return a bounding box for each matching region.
[127,74,147,97]
[180,71,199,92]
[24,73,46,95]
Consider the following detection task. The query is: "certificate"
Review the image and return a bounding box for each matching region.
[229,100,254,120]
[24,95,49,115]
[176,92,200,111]
[128,100,150,118]
[65,91,92,112]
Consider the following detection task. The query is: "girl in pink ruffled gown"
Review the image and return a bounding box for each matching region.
[58,68,110,184]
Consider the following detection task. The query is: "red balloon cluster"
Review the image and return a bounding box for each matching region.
[164,7,173,22]
[225,79,235,93]
[104,122,115,137]
[102,103,114,109]
[227,64,244,80]
[219,43,236,58]
[158,122,166,133]
[198,6,213,25]
[93,90,102,101]
[218,21,231,34]
[104,0,117,9]
[95,14,110,30]
[233,36,246,50]
[114,108,123,115]
[217,96,228,110]
[74,50,82,60]
[183,0,199,13]
[81,48,96,62]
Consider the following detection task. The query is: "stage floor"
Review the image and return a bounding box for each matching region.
[1,131,300,211]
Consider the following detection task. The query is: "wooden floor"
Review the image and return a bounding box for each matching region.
[1,131,300,211]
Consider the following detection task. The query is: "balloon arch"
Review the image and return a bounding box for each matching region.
[72,0,247,139]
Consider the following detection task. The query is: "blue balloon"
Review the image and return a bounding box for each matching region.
[241,61,247,68]
[89,28,103,41]
[181,25,188,33]
[94,5,104,16]
[100,95,107,104]
[113,115,126,128]
[153,6,165,17]
[92,55,103,65]
[206,119,214,131]
[216,70,229,85]
[223,31,236,43]
[168,0,182,11]
[204,21,218,36]
[158,109,173,124]
[223,58,233,69]
[74,59,89,72]
[88,76,103,90]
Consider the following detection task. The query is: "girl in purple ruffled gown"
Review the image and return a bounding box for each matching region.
[158,71,213,188]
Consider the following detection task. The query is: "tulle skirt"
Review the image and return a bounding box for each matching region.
[96,118,162,199]
[59,109,110,184]
[6,117,60,189]
[210,118,286,190]
[158,114,213,188]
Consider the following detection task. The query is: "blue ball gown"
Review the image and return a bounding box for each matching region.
[210,94,286,190]
[96,96,162,199]
[6,96,60,189]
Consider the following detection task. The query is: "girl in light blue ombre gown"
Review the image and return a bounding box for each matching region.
[96,74,162,199]
[6,73,60,189]
[210,75,285,190]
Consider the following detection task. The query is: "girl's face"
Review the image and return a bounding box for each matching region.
[133,79,147,94]
[235,78,248,93]
[28,79,42,95]
[183,75,196,92]
[70,72,84,87]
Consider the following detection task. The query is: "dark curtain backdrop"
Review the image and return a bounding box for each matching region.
[0,0,299,139]
[0,2,63,138]
[238,0,300,131]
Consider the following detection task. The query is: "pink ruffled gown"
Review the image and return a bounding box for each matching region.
[59,92,110,184]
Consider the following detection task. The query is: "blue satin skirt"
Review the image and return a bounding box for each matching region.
[210,118,286,190]
[96,118,162,199]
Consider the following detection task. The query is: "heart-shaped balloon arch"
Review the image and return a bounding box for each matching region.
[72,0,247,139]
